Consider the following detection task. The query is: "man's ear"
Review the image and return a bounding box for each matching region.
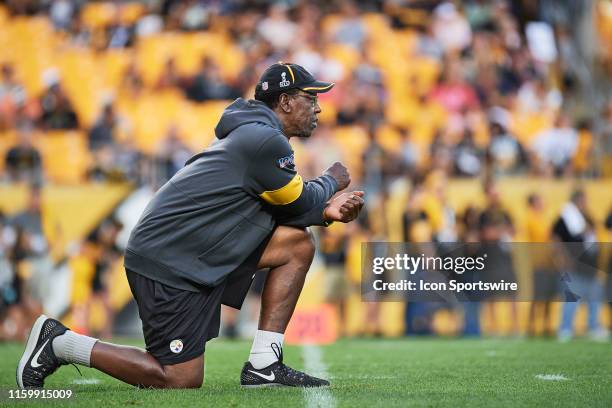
[279,94,292,113]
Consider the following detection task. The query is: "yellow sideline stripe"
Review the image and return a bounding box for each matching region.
[285,64,295,83]
[260,174,303,205]
[302,83,335,91]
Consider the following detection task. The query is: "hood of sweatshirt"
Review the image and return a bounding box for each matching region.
[214,98,283,140]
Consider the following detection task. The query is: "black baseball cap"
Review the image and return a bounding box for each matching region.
[255,62,334,97]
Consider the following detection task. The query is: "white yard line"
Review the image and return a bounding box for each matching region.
[535,374,569,381]
[71,378,101,385]
[302,344,336,408]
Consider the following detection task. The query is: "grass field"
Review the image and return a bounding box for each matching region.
[1,338,610,407]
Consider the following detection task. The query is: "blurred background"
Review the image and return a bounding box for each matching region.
[0,0,611,343]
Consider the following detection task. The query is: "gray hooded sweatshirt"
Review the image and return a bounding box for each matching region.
[124,98,338,291]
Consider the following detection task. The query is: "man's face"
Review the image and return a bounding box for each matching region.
[285,91,321,138]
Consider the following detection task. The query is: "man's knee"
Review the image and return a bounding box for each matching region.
[157,358,204,389]
[163,368,203,389]
[260,226,316,269]
[285,227,315,262]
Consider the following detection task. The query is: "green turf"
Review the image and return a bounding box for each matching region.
[1,338,610,407]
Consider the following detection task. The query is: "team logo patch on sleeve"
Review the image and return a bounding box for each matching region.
[277,154,295,169]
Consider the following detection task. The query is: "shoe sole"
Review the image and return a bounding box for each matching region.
[241,383,330,389]
[241,383,284,388]
[16,314,49,389]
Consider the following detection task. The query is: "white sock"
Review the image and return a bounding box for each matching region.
[248,330,284,369]
[52,330,98,367]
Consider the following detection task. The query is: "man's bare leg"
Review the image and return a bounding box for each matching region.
[240,226,330,387]
[90,342,203,388]
[257,226,316,332]
[244,226,315,371]
[17,314,205,389]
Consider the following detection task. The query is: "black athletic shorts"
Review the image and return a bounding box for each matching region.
[125,231,273,365]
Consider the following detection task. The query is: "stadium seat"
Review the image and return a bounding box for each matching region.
[332,125,370,177]
[136,32,245,87]
[1,17,58,96]
[35,130,91,184]
[96,49,132,92]
[361,13,392,40]
[81,2,117,29]
[118,2,146,25]
[509,111,554,144]
[385,95,419,128]
[175,100,228,152]
[118,90,184,153]
[134,34,176,86]
[57,49,106,127]
[320,14,344,38]
[317,99,337,125]
[324,43,362,73]
[375,124,403,153]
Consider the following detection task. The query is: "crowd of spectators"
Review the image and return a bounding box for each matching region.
[0,0,609,187]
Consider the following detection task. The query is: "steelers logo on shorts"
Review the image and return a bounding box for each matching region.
[169,339,183,354]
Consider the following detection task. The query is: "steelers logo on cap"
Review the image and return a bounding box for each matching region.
[170,339,183,354]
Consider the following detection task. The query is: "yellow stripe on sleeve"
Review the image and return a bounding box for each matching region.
[259,174,303,205]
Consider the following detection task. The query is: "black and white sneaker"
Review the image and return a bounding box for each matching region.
[17,315,68,389]
[240,343,330,388]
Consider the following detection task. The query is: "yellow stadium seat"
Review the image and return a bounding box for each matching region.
[317,99,337,125]
[2,17,58,96]
[81,2,117,29]
[320,14,344,38]
[136,33,245,87]
[175,100,229,152]
[56,49,106,127]
[411,101,447,147]
[119,90,184,153]
[136,34,175,86]
[96,49,132,91]
[385,95,419,128]
[394,8,430,28]
[174,32,245,81]
[35,130,91,183]
[361,13,392,40]
[469,110,490,147]
[119,3,145,25]
[70,255,95,305]
[332,125,370,178]
[509,111,554,144]
[324,43,362,73]
[408,56,442,94]
[395,29,419,56]
[375,124,403,153]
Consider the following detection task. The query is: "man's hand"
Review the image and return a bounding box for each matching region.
[324,162,351,191]
[323,191,365,223]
